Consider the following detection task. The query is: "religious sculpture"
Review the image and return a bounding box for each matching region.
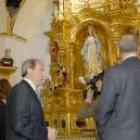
[52,0,59,20]
[120,0,138,13]
[50,41,67,88]
[50,41,59,62]
[81,26,102,77]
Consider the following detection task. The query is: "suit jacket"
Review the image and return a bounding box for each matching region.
[95,57,140,140]
[0,100,6,140]
[6,80,47,140]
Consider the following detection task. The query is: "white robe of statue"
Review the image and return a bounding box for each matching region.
[81,26,102,77]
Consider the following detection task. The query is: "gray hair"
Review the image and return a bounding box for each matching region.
[118,34,139,53]
[22,58,42,77]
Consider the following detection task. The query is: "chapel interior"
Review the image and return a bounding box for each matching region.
[0,0,140,140]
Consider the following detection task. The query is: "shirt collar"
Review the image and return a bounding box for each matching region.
[123,53,137,61]
[23,78,36,92]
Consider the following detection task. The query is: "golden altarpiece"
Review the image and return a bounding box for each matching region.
[42,0,140,138]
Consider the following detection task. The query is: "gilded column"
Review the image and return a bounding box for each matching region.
[111,21,121,64]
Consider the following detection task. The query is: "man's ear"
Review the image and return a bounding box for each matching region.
[27,68,33,75]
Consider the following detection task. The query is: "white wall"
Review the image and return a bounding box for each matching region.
[0,0,52,85]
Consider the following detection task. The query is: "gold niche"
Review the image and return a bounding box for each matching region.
[42,0,140,138]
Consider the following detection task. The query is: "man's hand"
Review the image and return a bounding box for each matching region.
[79,77,87,85]
[47,127,59,140]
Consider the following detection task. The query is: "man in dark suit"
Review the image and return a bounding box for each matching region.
[95,34,140,140]
[6,59,48,140]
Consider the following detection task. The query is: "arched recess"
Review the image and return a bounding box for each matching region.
[70,8,111,88]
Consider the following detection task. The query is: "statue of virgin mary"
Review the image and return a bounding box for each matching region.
[81,26,102,77]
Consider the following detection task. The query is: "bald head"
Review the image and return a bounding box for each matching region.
[118,34,139,53]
